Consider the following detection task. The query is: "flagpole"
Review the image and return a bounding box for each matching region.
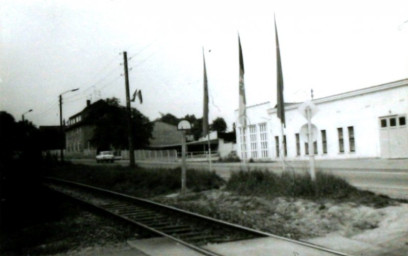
[207,134,212,172]
[280,123,286,172]
[238,34,248,171]
[202,46,212,173]
[239,125,248,171]
[275,15,286,172]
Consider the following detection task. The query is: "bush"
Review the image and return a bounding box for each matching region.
[218,154,241,163]
[226,169,358,199]
[45,164,225,197]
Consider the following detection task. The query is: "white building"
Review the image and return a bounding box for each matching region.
[236,78,408,160]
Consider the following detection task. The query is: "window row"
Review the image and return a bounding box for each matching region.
[240,125,356,159]
[380,115,406,128]
[275,126,355,157]
[239,123,268,160]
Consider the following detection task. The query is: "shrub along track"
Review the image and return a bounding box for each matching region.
[44,177,352,256]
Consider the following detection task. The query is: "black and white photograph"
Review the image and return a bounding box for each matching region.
[1,0,408,255]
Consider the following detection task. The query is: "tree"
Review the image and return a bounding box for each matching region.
[189,116,203,140]
[0,111,41,163]
[211,117,227,133]
[158,113,179,126]
[131,108,153,149]
[0,111,17,162]
[88,98,153,151]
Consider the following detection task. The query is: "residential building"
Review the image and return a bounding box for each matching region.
[65,100,106,155]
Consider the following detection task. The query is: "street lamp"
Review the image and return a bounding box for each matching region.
[21,109,33,121]
[59,88,79,162]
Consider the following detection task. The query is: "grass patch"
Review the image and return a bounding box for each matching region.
[226,169,392,207]
[46,163,225,197]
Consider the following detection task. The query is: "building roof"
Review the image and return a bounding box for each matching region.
[268,78,408,114]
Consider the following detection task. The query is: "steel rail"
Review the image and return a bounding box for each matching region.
[45,177,353,256]
[45,179,223,256]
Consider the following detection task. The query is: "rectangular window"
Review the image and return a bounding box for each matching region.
[295,133,300,156]
[380,119,387,128]
[321,130,327,154]
[249,125,258,159]
[305,142,309,155]
[275,136,280,157]
[283,135,287,156]
[399,116,406,126]
[259,123,268,158]
[338,128,344,153]
[240,127,247,160]
[313,141,318,155]
[390,117,397,127]
[348,126,355,152]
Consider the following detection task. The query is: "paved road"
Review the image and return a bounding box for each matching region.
[70,158,408,200]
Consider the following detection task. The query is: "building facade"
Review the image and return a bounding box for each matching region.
[65,100,102,155]
[148,121,184,148]
[236,79,408,161]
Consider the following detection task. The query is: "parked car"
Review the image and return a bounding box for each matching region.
[96,151,115,163]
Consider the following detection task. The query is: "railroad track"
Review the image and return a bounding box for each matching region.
[44,177,352,256]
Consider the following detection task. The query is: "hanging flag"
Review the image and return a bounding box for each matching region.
[202,47,209,136]
[138,90,143,104]
[131,89,143,103]
[238,35,246,128]
[275,16,285,127]
[131,89,137,102]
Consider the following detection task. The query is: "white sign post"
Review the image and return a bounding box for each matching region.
[178,120,191,194]
[298,101,318,182]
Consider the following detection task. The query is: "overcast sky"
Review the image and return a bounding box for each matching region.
[1,0,408,130]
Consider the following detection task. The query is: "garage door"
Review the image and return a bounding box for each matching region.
[379,115,408,158]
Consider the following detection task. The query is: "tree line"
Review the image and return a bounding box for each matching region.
[157,113,228,140]
[0,98,230,156]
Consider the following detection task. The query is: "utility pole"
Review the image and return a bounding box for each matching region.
[59,95,63,162]
[123,51,135,167]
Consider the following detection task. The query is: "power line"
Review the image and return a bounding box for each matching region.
[128,42,156,60]
[398,19,408,30]
[129,51,158,71]
[128,36,161,60]
[30,102,59,117]
[81,63,122,93]
[95,74,123,92]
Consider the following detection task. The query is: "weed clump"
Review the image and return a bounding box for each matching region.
[226,169,359,199]
[46,164,225,197]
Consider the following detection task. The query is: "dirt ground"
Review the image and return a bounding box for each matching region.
[155,190,392,239]
[154,190,408,255]
[10,188,406,256]
[53,190,408,256]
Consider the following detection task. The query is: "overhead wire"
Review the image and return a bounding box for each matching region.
[130,51,158,70]
[65,38,161,105]
[29,101,59,120]
[128,39,158,60]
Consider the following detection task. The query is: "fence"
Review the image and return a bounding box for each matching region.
[121,149,178,161]
[121,150,219,162]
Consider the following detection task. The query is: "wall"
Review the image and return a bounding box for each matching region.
[218,138,237,158]
[149,121,183,147]
[66,125,95,153]
[236,80,408,161]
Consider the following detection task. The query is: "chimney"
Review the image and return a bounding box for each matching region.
[86,100,91,106]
